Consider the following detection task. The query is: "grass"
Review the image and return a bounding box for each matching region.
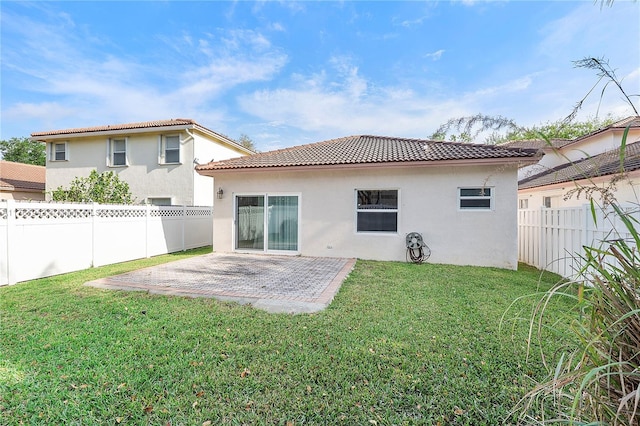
[0,248,572,425]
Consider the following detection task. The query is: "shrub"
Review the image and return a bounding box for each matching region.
[515,202,640,425]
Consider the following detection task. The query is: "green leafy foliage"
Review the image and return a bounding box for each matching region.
[496,115,619,144]
[431,114,619,145]
[51,170,134,204]
[0,137,46,166]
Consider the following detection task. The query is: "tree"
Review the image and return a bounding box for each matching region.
[237,134,258,152]
[430,114,620,145]
[493,115,619,144]
[51,170,134,204]
[0,137,46,166]
[431,56,638,145]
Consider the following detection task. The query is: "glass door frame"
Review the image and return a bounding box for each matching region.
[233,192,301,255]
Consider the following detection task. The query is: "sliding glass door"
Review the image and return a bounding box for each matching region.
[235,194,299,252]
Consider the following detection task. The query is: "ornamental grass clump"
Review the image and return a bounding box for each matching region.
[516,202,640,425]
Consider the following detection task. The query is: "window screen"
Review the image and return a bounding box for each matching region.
[356,190,398,232]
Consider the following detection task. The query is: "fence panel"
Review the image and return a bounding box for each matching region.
[519,204,639,279]
[0,200,213,285]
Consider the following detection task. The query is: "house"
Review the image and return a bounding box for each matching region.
[513,116,640,209]
[195,135,537,269]
[0,160,46,201]
[31,119,253,206]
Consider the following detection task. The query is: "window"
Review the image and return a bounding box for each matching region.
[50,142,68,161]
[161,135,180,164]
[147,197,172,206]
[109,138,127,166]
[356,190,398,232]
[459,187,493,210]
[519,199,529,209]
[543,196,552,208]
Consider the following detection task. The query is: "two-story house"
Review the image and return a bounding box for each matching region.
[31,119,253,205]
[505,116,640,209]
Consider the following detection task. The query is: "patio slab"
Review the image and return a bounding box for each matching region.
[84,253,356,314]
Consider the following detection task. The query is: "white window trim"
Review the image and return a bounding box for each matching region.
[458,187,494,211]
[519,199,529,209]
[159,134,181,165]
[50,141,68,162]
[355,189,399,234]
[107,137,128,167]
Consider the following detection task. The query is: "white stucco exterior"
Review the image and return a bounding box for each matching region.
[209,163,520,269]
[518,170,640,209]
[36,122,250,205]
[518,120,640,209]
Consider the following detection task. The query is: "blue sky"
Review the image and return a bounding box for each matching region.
[1,1,639,151]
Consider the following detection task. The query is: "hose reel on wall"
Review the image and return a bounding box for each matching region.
[406,232,431,264]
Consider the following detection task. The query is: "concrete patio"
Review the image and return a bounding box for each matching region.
[85,253,356,314]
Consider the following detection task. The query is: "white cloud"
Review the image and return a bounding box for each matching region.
[397,16,428,28]
[1,6,289,134]
[237,63,472,144]
[268,22,286,32]
[424,49,445,61]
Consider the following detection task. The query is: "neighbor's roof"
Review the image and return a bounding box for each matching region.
[0,160,45,192]
[32,118,201,137]
[30,118,251,152]
[500,116,640,152]
[519,140,640,190]
[196,135,538,172]
[568,116,640,144]
[500,138,572,151]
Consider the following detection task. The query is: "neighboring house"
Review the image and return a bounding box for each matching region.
[31,119,253,206]
[196,135,537,269]
[513,116,640,209]
[0,160,45,201]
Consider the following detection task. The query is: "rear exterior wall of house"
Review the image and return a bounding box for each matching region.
[210,163,520,269]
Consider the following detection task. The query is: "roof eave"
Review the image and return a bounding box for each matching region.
[31,124,196,140]
[196,156,537,177]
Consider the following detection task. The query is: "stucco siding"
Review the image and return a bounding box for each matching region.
[212,164,519,269]
[46,132,196,205]
[518,170,640,209]
[192,133,246,206]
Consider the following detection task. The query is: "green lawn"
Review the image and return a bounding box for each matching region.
[0,248,571,425]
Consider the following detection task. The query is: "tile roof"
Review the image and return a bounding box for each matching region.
[519,140,640,189]
[31,118,199,137]
[30,118,253,154]
[567,115,640,145]
[196,135,538,171]
[500,116,640,152]
[0,160,46,192]
[500,138,572,150]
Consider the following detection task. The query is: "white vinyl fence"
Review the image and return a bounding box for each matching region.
[518,204,639,279]
[0,200,213,285]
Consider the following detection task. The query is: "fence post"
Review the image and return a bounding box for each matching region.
[182,205,186,251]
[538,207,545,271]
[145,204,150,258]
[5,199,16,285]
[91,203,98,267]
[581,203,590,251]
